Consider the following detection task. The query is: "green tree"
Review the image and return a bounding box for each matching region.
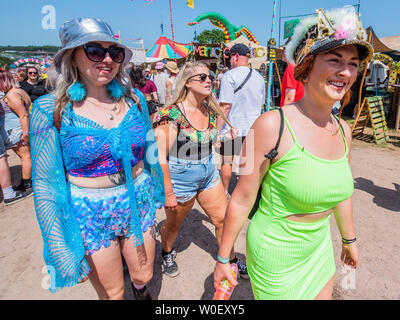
[0,45,60,53]
[196,29,225,44]
[0,57,13,69]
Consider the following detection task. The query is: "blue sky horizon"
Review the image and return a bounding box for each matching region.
[0,0,397,49]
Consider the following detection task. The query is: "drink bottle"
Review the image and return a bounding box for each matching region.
[213,263,238,300]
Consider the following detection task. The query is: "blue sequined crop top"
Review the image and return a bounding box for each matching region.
[60,100,146,178]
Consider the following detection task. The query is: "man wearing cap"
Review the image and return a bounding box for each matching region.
[217,43,266,196]
[152,62,169,105]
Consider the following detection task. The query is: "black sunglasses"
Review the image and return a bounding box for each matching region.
[28,72,38,75]
[82,44,125,64]
[188,73,211,82]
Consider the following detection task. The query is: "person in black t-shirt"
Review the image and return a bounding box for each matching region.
[19,66,48,102]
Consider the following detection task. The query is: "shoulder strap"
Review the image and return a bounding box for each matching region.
[265,107,284,160]
[234,68,253,94]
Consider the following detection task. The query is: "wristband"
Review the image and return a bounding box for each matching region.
[342,237,357,244]
[217,254,230,264]
[22,132,30,135]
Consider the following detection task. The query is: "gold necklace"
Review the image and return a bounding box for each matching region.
[87,99,120,120]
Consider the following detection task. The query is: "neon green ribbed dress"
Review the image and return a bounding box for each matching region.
[246,114,354,300]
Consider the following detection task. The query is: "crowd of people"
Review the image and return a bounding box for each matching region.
[0,64,49,205]
[0,5,375,300]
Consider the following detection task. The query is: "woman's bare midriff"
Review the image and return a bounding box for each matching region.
[285,209,333,223]
[68,161,144,189]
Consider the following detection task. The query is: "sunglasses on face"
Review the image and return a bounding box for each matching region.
[28,72,38,75]
[188,73,211,82]
[82,44,125,64]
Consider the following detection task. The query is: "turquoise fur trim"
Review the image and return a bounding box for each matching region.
[107,80,126,100]
[67,82,86,102]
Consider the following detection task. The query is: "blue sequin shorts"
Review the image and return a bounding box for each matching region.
[69,170,161,256]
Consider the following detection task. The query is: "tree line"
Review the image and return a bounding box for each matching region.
[0,45,60,52]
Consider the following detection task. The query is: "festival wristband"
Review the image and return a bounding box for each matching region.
[217,254,230,264]
[22,132,30,135]
[342,237,357,244]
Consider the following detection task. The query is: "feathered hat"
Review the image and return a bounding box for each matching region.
[285,6,373,66]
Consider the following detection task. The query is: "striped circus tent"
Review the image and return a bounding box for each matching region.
[146,36,192,59]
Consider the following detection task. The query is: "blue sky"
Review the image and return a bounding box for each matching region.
[0,0,397,49]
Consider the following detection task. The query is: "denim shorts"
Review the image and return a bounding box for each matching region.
[168,154,220,203]
[69,169,161,256]
[0,113,22,157]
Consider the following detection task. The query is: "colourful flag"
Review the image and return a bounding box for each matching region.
[187,0,194,9]
[114,30,121,44]
[284,19,300,39]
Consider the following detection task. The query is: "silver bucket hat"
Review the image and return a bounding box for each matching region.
[53,17,133,72]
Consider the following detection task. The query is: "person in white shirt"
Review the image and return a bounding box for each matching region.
[152,62,169,105]
[217,43,266,195]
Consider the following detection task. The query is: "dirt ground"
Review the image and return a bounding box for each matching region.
[0,132,399,300]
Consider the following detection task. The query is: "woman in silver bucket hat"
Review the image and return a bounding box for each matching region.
[214,6,373,300]
[30,17,165,299]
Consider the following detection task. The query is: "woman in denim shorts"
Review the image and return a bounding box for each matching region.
[0,70,33,198]
[153,62,248,279]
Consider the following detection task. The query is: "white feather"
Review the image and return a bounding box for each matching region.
[285,6,367,65]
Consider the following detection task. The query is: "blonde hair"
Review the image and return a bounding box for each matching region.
[165,61,231,127]
[53,48,140,129]
[0,70,18,92]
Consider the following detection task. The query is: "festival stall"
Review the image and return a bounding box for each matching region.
[189,42,224,70]
[188,12,259,44]
[146,36,192,60]
[378,35,400,131]
[352,27,400,141]
[225,35,282,70]
[367,28,399,130]
[187,12,262,72]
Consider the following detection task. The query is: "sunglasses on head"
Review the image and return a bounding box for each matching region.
[188,73,211,82]
[82,43,125,64]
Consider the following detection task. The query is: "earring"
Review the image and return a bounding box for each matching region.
[67,81,86,102]
[107,79,126,100]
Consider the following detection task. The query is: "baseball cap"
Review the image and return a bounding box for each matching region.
[225,43,251,56]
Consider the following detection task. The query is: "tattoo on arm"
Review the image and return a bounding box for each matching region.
[150,224,158,240]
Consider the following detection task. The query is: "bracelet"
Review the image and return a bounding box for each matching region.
[217,254,230,264]
[342,237,357,244]
[165,192,174,197]
[22,132,30,135]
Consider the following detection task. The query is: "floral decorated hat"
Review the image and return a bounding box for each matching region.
[285,6,373,66]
